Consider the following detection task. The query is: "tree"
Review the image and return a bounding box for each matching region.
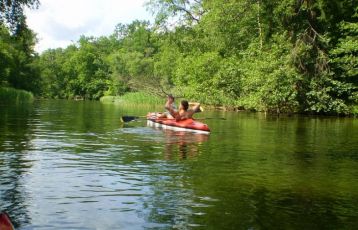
[0,0,39,33]
[0,24,15,85]
[1,0,40,95]
[35,0,357,114]
[146,0,205,28]
[38,48,68,98]
[108,21,159,95]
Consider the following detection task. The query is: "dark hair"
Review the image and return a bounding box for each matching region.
[168,94,174,100]
[181,100,189,110]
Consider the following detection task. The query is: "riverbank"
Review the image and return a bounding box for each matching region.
[0,87,34,104]
[100,92,358,116]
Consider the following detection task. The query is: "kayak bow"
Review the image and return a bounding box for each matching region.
[0,212,15,230]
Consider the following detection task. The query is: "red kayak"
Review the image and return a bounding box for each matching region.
[0,212,15,230]
[147,112,210,134]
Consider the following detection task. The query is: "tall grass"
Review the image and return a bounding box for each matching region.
[100,92,164,106]
[0,87,34,104]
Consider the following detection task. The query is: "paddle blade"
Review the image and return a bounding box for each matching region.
[194,106,204,113]
[120,116,139,122]
[189,102,204,113]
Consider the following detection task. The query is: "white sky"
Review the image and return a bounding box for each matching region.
[25,0,153,53]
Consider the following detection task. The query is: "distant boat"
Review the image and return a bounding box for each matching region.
[74,95,84,101]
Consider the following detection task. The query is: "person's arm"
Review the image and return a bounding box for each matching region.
[187,102,201,118]
[165,97,179,119]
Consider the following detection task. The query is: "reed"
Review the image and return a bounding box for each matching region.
[0,87,34,104]
[100,92,163,106]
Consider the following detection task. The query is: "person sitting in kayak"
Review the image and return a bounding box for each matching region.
[165,96,201,121]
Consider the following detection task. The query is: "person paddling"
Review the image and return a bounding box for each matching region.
[165,96,201,121]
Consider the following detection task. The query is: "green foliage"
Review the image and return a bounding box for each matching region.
[0,24,15,84]
[329,7,358,108]
[237,36,300,113]
[38,48,67,98]
[106,21,158,95]
[353,105,358,116]
[173,51,225,104]
[153,38,181,87]
[301,6,358,115]
[305,73,353,115]
[39,36,114,99]
[200,0,259,54]
[3,0,351,115]
[0,18,40,95]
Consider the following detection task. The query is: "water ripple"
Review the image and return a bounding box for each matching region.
[1,101,357,229]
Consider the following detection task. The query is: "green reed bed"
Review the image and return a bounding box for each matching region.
[0,87,34,104]
[100,92,164,106]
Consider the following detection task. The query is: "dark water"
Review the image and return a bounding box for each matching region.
[0,100,357,229]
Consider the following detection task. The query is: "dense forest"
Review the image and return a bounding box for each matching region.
[1,0,357,115]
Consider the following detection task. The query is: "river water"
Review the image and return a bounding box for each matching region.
[0,100,357,229]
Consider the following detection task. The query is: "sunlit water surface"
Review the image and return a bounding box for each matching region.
[1,100,357,229]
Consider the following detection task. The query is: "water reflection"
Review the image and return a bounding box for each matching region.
[133,128,211,228]
[147,126,209,160]
[0,105,34,228]
[0,101,357,229]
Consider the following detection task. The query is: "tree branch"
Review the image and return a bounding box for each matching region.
[169,0,200,22]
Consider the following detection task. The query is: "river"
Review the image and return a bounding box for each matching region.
[0,100,357,229]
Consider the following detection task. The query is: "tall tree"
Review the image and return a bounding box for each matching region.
[0,0,40,94]
[108,21,158,94]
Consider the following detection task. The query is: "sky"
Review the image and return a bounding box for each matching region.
[25,0,153,53]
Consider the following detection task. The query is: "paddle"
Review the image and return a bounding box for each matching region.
[201,117,226,120]
[189,103,204,113]
[120,116,146,123]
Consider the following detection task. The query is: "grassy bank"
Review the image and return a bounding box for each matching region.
[100,92,164,106]
[0,87,34,104]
